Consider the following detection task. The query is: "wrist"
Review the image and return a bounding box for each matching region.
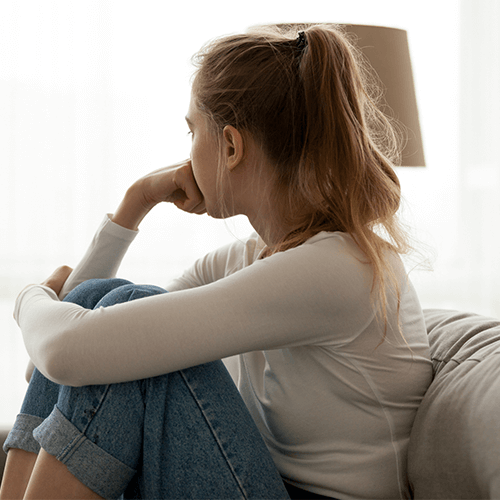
[112,182,152,231]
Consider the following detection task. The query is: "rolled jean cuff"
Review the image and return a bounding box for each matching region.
[33,406,136,499]
[3,413,45,454]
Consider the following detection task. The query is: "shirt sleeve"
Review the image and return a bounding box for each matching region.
[15,233,377,388]
[59,215,139,299]
[165,232,265,291]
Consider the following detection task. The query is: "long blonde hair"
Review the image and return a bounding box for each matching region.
[192,24,411,337]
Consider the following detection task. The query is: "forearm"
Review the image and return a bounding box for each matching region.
[111,182,154,231]
[59,215,138,298]
[15,246,349,388]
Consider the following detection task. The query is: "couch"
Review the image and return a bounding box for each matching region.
[408,309,500,499]
[1,309,499,498]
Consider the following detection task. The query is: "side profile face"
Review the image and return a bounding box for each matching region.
[185,88,286,245]
[185,96,222,218]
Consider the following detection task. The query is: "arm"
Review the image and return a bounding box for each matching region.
[60,159,205,298]
[59,216,138,299]
[22,233,261,382]
[25,266,72,382]
[23,159,205,379]
[111,159,206,231]
[15,234,376,387]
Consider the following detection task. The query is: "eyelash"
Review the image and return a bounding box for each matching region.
[187,130,193,137]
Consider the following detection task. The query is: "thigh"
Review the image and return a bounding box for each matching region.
[134,361,289,499]
[36,357,288,499]
[25,280,288,498]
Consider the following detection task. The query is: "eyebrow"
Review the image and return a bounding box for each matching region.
[185,116,194,127]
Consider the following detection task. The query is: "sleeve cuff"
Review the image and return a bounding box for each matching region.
[102,213,139,242]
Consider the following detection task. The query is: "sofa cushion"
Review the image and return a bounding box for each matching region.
[408,309,500,499]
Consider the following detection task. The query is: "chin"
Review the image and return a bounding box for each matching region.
[205,205,223,219]
[207,211,233,220]
[206,201,238,220]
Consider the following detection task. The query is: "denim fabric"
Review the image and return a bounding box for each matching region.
[5,278,289,499]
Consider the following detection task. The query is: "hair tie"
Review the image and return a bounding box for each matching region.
[296,31,307,51]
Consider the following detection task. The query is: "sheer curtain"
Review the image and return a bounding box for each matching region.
[1,0,493,426]
[457,0,500,315]
[398,0,500,316]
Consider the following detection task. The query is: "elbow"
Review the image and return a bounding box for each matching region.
[34,333,85,387]
[41,357,85,387]
[25,360,35,383]
[35,346,69,386]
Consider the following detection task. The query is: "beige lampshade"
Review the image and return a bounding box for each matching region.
[264,24,426,167]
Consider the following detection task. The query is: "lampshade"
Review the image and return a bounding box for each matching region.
[262,24,426,167]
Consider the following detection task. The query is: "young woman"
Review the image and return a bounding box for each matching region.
[1,25,432,499]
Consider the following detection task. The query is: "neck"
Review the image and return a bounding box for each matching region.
[245,188,295,248]
[225,143,295,247]
[249,214,288,248]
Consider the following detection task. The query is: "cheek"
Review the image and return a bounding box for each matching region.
[190,135,207,167]
[193,139,217,178]
[189,149,210,202]
[189,140,202,180]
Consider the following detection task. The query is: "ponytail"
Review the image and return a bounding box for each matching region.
[192,24,410,339]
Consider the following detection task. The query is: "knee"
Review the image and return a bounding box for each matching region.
[63,279,133,309]
[95,283,168,308]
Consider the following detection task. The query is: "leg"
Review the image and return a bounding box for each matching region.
[1,364,61,499]
[8,279,290,498]
[0,279,145,499]
[135,360,290,499]
[0,450,37,499]
[25,449,103,500]
[29,359,289,499]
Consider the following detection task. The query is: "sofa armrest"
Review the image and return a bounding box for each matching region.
[408,309,500,499]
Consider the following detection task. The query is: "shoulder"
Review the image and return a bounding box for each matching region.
[245,232,378,327]
[257,232,416,336]
[167,232,265,290]
[265,231,376,297]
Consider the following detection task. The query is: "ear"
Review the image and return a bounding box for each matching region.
[222,125,244,172]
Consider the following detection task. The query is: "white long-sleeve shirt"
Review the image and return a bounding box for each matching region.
[14,215,432,499]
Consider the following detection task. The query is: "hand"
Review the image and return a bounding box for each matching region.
[40,265,73,297]
[112,159,206,230]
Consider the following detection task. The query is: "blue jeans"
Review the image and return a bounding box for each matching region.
[4,279,290,499]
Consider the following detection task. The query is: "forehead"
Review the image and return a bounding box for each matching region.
[186,95,201,123]
[186,96,214,135]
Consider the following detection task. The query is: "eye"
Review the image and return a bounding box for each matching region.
[187,130,193,138]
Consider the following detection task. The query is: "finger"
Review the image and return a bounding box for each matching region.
[182,195,205,213]
[43,265,72,283]
[194,204,207,215]
[174,196,205,214]
[56,265,73,278]
[42,266,73,296]
[188,200,207,215]
[51,265,73,282]
[175,166,205,212]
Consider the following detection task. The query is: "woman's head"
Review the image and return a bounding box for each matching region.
[192,24,402,235]
[191,24,410,331]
